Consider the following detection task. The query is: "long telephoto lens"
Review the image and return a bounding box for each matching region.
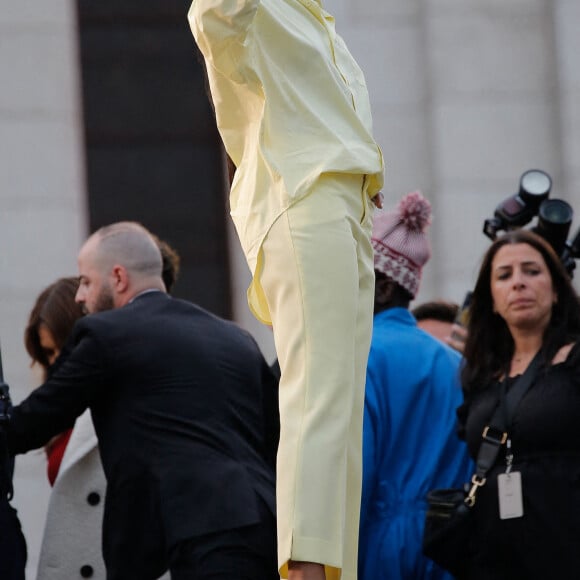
[535,199,573,256]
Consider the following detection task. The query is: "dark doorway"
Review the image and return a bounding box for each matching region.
[76,0,231,317]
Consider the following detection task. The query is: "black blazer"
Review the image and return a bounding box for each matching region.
[8,292,276,578]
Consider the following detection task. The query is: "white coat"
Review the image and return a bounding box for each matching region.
[36,410,107,580]
[36,411,171,580]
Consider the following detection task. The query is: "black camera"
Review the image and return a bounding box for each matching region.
[483,169,580,277]
[483,170,552,239]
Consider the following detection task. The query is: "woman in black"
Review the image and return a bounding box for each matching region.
[458,229,580,579]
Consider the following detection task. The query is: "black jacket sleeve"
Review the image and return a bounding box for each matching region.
[8,321,108,455]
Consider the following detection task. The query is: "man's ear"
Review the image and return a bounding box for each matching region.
[111,265,130,294]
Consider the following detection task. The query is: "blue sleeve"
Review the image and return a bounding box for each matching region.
[361,367,381,525]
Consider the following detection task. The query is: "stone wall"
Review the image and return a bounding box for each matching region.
[325,0,580,303]
[0,1,88,575]
[1,0,579,576]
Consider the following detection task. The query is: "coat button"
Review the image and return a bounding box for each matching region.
[80,565,94,577]
[87,492,100,506]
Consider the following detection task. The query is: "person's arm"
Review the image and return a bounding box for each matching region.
[188,0,259,74]
[7,322,107,455]
[360,371,382,525]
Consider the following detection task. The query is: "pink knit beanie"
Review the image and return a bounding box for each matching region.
[371,190,432,298]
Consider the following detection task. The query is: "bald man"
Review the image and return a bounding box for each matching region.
[7,222,278,580]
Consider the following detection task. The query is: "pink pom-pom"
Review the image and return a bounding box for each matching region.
[397,190,432,232]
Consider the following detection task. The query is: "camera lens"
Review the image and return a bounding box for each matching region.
[519,169,552,200]
[539,199,573,225]
[535,199,573,256]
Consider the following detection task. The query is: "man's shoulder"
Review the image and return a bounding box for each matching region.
[372,318,461,362]
[166,296,239,327]
[76,294,252,345]
[70,294,165,336]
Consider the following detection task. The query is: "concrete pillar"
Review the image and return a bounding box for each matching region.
[0,1,87,575]
[326,0,580,303]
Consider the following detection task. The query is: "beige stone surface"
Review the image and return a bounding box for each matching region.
[1,0,580,577]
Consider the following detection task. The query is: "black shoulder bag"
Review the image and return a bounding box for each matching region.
[0,349,13,501]
[422,352,541,578]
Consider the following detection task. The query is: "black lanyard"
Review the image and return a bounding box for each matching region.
[465,351,541,507]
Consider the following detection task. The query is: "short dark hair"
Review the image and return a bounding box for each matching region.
[462,229,580,393]
[25,277,84,371]
[412,301,459,324]
[374,271,413,314]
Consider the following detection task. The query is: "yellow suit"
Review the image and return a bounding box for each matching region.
[189,0,384,577]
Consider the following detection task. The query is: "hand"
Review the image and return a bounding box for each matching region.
[371,192,384,209]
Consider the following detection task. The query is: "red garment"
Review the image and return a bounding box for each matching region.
[46,428,74,487]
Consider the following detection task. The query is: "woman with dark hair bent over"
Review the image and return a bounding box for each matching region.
[458,229,580,579]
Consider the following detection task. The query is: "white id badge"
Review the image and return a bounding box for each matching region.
[498,471,524,519]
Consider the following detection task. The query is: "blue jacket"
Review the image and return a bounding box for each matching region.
[359,308,473,580]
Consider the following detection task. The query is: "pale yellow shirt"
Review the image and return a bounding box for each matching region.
[189,0,385,273]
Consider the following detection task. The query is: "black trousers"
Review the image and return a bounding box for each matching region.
[168,501,278,580]
[0,498,27,580]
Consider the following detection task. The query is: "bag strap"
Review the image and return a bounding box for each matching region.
[464,350,541,507]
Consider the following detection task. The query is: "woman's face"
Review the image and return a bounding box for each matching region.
[37,323,60,367]
[490,243,557,333]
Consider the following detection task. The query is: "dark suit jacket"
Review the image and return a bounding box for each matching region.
[8,292,277,579]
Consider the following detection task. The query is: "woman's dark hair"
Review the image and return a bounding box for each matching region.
[25,277,84,371]
[147,234,181,293]
[156,238,181,294]
[462,229,580,393]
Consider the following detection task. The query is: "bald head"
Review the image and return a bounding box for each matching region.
[77,222,165,313]
[90,222,163,278]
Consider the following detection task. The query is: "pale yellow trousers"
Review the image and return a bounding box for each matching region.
[253,174,375,580]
